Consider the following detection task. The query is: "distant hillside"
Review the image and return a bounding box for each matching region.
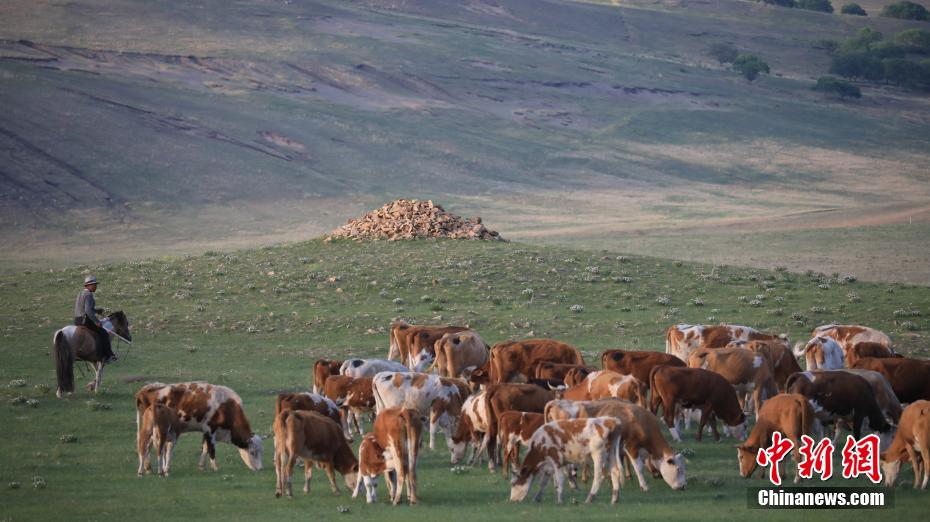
[1,0,928,281]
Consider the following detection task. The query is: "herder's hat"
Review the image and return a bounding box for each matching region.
[84,275,98,286]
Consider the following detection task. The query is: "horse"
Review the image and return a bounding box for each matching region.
[53,311,132,398]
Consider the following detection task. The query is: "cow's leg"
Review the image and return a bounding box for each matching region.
[323,461,340,495]
[285,453,298,498]
[164,438,175,478]
[275,449,285,497]
[533,469,552,503]
[586,451,606,504]
[406,451,418,505]
[555,467,568,504]
[385,469,397,501]
[696,407,711,442]
[610,452,623,504]
[389,445,405,505]
[303,459,315,494]
[152,431,163,476]
[136,426,150,476]
[664,400,681,442]
[709,411,721,442]
[364,474,379,503]
[629,449,649,492]
[350,409,363,436]
[428,411,438,451]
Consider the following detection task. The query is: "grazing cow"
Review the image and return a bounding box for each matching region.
[688,347,778,419]
[665,324,789,362]
[371,372,470,450]
[407,325,471,370]
[554,370,649,409]
[489,339,585,384]
[273,410,358,498]
[485,384,555,471]
[544,398,686,491]
[736,394,817,484]
[135,382,263,472]
[839,369,903,426]
[509,418,624,504]
[793,336,845,370]
[353,408,423,505]
[340,359,409,379]
[649,366,746,442]
[275,392,349,440]
[426,330,490,378]
[450,391,492,466]
[846,342,897,368]
[533,361,594,383]
[312,359,343,395]
[881,400,930,489]
[813,324,892,359]
[786,371,891,440]
[600,350,685,387]
[137,403,181,477]
[498,411,546,473]
[322,376,375,436]
[852,357,930,404]
[730,340,802,392]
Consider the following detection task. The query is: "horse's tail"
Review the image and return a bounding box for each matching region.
[54,330,74,396]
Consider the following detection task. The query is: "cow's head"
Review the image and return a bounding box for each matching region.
[413,350,434,372]
[735,444,758,478]
[239,434,264,471]
[343,463,359,491]
[880,449,905,487]
[659,453,687,490]
[508,466,535,502]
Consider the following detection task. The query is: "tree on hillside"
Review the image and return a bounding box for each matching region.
[812,76,862,98]
[798,0,835,12]
[760,0,797,6]
[880,1,929,20]
[830,51,884,80]
[883,58,930,88]
[895,29,930,54]
[733,54,770,81]
[841,2,868,15]
[840,28,883,52]
[709,43,739,64]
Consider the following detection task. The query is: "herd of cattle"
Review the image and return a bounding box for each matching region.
[132,321,930,505]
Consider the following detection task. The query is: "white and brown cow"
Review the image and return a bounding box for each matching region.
[665,324,789,362]
[688,347,778,419]
[881,400,930,489]
[275,392,350,440]
[273,410,358,498]
[136,403,181,477]
[509,417,624,505]
[544,398,686,491]
[340,358,409,379]
[353,407,424,505]
[736,394,817,484]
[813,324,892,360]
[449,390,492,466]
[135,382,263,472]
[426,330,490,378]
[553,370,649,409]
[498,411,546,473]
[312,359,343,394]
[322,375,375,436]
[485,383,556,471]
[793,336,845,370]
[371,372,469,450]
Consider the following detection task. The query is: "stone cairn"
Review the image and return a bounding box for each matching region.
[326,199,505,241]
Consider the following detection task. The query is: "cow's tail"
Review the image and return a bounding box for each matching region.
[400,409,421,479]
[792,341,809,358]
[610,421,625,488]
[648,366,662,414]
[543,400,557,423]
[784,372,804,394]
[53,330,75,396]
[574,349,585,367]
[664,327,674,355]
[798,395,813,438]
[388,328,398,361]
[372,377,386,414]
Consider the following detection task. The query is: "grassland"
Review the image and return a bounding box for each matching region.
[1,0,929,281]
[0,239,927,521]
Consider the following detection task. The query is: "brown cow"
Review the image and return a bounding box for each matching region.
[136,403,181,477]
[688,347,778,419]
[273,410,358,498]
[881,400,930,489]
[839,369,903,426]
[533,361,594,383]
[554,370,648,409]
[353,408,423,505]
[428,330,490,378]
[544,398,686,491]
[736,394,817,484]
[601,350,685,387]
[498,411,546,473]
[786,371,891,439]
[389,321,469,369]
[323,376,375,436]
[666,324,790,362]
[275,392,349,440]
[812,324,892,359]
[485,383,555,471]
[851,357,930,404]
[489,339,585,384]
[312,359,343,395]
[729,340,802,392]
[846,342,897,368]
[649,366,746,442]
[509,418,624,504]
[135,382,263,472]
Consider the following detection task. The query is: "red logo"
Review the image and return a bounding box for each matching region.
[757,432,883,485]
[756,431,794,486]
[798,435,834,480]
[841,434,882,484]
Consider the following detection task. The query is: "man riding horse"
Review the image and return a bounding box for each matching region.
[74,275,118,364]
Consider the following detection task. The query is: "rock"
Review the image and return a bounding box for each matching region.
[326,200,506,242]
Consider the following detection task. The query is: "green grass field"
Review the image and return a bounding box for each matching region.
[0,239,927,520]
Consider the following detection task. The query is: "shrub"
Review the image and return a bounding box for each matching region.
[895,29,930,54]
[734,54,770,81]
[881,1,929,20]
[830,51,884,80]
[798,0,834,12]
[710,43,739,64]
[761,0,797,6]
[812,76,862,98]
[841,2,867,15]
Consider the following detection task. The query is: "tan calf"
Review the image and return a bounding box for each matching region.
[273,410,359,498]
[312,359,343,394]
[137,403,181,477]
[881,400,930,489]
[275,392,349,440]
[736,394,817,484]
[688,347,778,419]
[353,408,423,505]
[323,375,375,436]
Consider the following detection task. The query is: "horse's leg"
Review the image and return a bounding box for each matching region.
[207,434,218,471]
[94,362,104,393]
